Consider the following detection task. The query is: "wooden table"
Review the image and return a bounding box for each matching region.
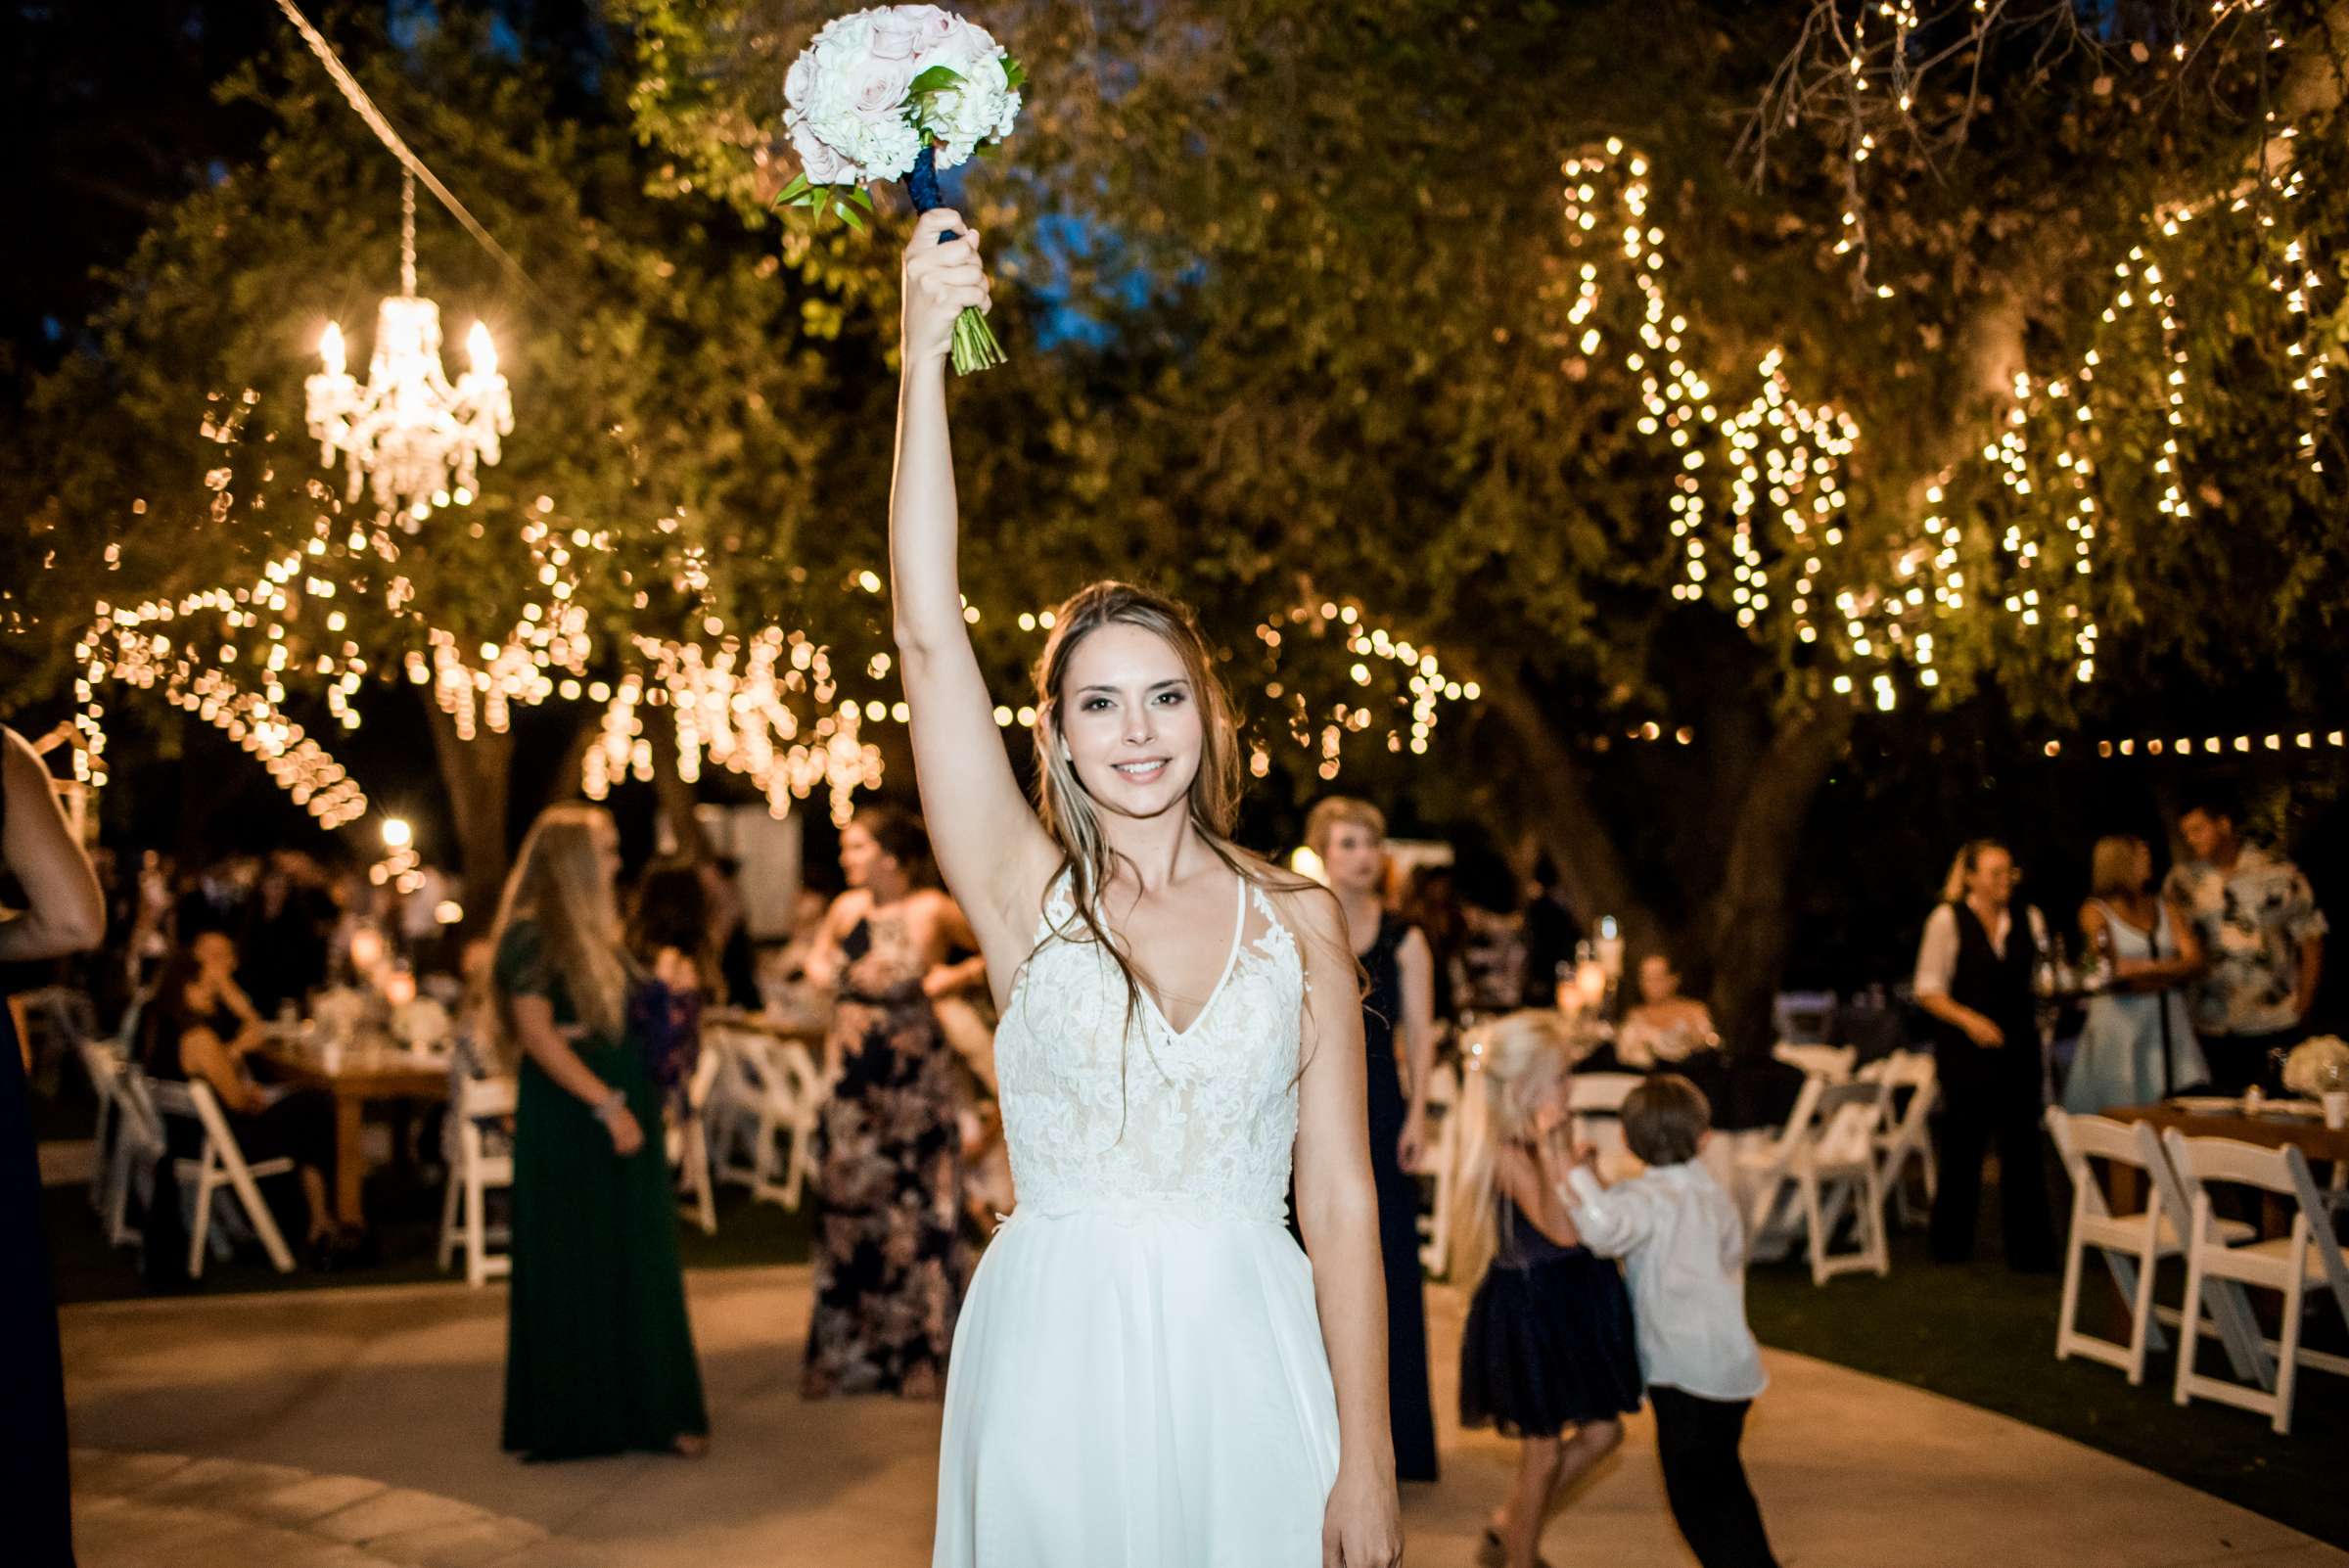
[257,1036,448,1228]
[2106,1100,2349,1167]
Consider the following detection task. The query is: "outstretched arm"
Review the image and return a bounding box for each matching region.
[0,725,104,960]
[891,208,1055,979]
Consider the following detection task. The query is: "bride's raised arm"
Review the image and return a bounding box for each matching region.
[891,208,1057,971]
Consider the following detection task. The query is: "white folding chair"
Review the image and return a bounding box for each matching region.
[668,1046,721,1235]
[1738,1068,1834,1259]
[2167,1130,2349,1434]
[74,1035,127,1217]
[1773,992,1836,1045]
[1861,1049,1939,1227]
[1772,1042,1857,1084]
[108,1062,167,1249]
[707,1026,825,1210]
[438,1075,517,1286]
[1416,1059,1462,1275]
[1568,1071,1642,1161]
[149,1077,297,1276]
[1792,1079,1891,1285]
[2045,1110,2251,1383]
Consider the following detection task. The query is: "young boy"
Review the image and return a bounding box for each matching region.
[1559,1074,1780,1568]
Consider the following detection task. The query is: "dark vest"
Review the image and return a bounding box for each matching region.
[1940,899,2039,1052]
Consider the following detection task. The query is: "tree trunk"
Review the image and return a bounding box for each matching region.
[1478,667,1667,954]
[423,697,515,938]
[1701,701,1854,1057]
[642,705,713,863]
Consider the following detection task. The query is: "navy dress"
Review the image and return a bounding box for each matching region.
[1459,1188,1643,1439]
[1360,914,1440,1482]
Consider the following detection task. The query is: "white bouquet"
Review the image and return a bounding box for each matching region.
[2281,1035,2349,1096]
[776,5,1026,373]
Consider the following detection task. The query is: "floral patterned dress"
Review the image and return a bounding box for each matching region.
[804,901,969,1398]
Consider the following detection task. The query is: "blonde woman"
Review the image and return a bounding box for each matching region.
[1306,795,1440,1484]
[897,209,1399,1566]
[1451,1011,1642,1568]
[2062,835,2207,1112]
[489,804,707,1460]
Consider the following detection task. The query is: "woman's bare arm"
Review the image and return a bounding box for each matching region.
[1497,1144,1584,1248]
[1393,928,1438,1170]
[0,725,104,960]
[889,209,1055,975]
[508,994,644,1155]
[1286,886,1401,1563]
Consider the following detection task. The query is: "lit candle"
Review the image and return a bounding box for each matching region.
[467,320,498,377]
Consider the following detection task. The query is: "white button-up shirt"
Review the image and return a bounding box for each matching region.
[1565,1161,1768,1402]
[1911,901,2050,998]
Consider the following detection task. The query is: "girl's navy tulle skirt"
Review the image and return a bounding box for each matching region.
[1459,1248,1643,1438]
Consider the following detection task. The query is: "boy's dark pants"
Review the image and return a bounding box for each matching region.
[1651,1384,1778,1568]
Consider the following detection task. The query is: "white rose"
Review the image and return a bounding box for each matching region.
[869,11,922,61]
[853,58,914,120]
[785,49,815,108]
[810,13,875,58]
[791,125,852,185]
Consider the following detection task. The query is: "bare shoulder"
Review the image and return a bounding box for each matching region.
[1249,857,1344,950]
[1396,925,1432,965]
[828,887,873,928]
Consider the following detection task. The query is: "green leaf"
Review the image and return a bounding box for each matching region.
[908,65,964,96]
[843,184,874,210]
[1003,57,1029,91]
[776,171,810,205]
[834,198,868,234]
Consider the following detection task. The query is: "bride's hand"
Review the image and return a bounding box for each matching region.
[900,208,990,368]
[1321,1462,1402,1566]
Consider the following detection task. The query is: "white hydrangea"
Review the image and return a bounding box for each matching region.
[920,44,1022,171]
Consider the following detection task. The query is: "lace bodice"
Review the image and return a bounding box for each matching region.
[993,870,1305,1224]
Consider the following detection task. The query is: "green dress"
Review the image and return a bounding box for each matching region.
[497,920,709,1459]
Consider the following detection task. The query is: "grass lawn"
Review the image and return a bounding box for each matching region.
[1747,1218,2349,1547]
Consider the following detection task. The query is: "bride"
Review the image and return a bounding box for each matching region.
[894,208,1404,1567]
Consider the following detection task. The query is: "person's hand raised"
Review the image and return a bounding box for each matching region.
[901,208,990,368]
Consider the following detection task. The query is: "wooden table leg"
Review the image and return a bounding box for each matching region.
[334,1093,366,1228]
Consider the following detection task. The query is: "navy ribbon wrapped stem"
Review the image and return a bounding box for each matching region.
[902,138,1002,373]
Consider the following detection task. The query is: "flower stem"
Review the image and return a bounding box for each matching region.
[950,305,1004,376]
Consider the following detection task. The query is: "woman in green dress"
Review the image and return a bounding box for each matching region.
[489,804,709,1460]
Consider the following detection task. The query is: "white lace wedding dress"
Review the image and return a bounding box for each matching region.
[932,870,1343,1566]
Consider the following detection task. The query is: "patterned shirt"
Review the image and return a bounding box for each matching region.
[2162,846,2328,1037]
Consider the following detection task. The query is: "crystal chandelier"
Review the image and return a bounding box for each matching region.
[305,172,512,528]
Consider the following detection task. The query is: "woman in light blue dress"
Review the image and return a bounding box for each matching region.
[2063,836,2209,1114]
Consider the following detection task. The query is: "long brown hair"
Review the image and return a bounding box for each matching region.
[486,803,630,1067]
[1026,581,1325,1064]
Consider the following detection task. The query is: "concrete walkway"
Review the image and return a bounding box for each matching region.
[62,1266,2349,1567]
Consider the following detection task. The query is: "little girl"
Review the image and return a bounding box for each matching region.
[1452,1011,1643,1568]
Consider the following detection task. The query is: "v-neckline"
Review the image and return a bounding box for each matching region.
[1134,872,1249,1041]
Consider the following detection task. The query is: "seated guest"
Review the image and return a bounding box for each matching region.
[144,930,346,1264]
[1617,954,1720,1072]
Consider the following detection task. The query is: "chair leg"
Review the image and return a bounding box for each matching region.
[465,1167,487,1288]
[2174,1246,2206,1408]
[438,1165,462,1270]
[2054,1226,2086,1363]
[222,1157,296,1273]
[2125,1244,2159,1386]
[188,1166,215,1280]
[1802,1169,1828,1287]
[2274,1268,2307,1436]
